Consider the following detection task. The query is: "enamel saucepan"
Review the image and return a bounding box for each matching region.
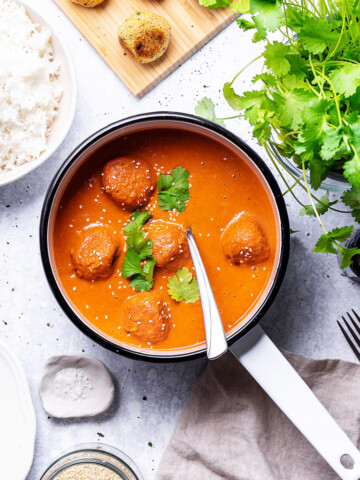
[40,113,360,479]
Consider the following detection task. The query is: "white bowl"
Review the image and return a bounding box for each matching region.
[0,1,77,187]
[0,337,36,479]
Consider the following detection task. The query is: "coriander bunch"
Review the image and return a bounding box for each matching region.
[196,0,360,267]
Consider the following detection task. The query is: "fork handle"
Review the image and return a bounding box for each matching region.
[230,325,360,480]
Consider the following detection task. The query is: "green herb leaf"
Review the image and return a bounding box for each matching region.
[343,151,360,188]
[278,89,315,130]
[195,97,225,126]
[167,267,200,303]
[121,210,155,291]
[157,166,190,213]
[329,64,360,98]
[124,210,153,259]
[121,249,143,278]
[342,187,360,222]
[338,245,360,269]
[199,0,230,8]
[263,42,291,77]
[297,18,338,54]
[236,18,255,31]
[223,82,244,111]
[231,0,250,13]
[314,226,354,257]
[250,0,284,39]
[252,73,277,87]
[300,192,337,217]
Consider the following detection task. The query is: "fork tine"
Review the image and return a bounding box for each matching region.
[348,311,360,337]
[343,316,360,348]
[352,309,360,323]
[337,320,360,362]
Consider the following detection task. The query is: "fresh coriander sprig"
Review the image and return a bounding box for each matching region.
[167,267,200,303]
[157,166,191,213]
[121,210,156,291]
[196,0,360,267]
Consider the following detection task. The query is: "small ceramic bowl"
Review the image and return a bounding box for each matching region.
[0,1,77,187]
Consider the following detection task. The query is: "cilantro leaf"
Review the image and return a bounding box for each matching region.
[252,73,277,87]
[297,18,338,54]
[338,246,360,269]
[300,192,337,217]
[263,42,291,77]
[121,210,156,291]
[157,166,190,213]
[231,0,250,13]
[124,210,153,259]
[342,187,360,222]
[121,249,143,278]
[223,83,244,111]
[199,0,230,8]
[226,90,275,125]
[195,97,225,126]
[278,88,315,130]
[343,151,360,188]
[250,0,284,39]
[236,18,255,31]
[167,267,200,303]
[129,275,153,292]
[329,64,360,98]
[314,226,355,259]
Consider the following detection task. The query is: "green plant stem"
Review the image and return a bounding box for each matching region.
[230,55,262,86]
[301,159,328,234]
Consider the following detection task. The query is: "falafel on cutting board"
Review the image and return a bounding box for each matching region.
[118,11,171,64]
[70,0,105,7]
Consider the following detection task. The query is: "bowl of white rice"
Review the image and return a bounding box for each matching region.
[0,0,76,187]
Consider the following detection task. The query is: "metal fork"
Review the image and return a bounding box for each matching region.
[337,309,360,361]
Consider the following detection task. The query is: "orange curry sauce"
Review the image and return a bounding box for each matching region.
[52,128,279,354]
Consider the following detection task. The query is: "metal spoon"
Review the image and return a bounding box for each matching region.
[186,227,228,360]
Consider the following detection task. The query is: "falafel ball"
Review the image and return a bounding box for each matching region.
[118,11,171,64]
[121,291,170,343]
[101,156,156,211]
[70,0,105,7]
[221,215,270,265]
[70,229,119,280]
[144,220,190,272]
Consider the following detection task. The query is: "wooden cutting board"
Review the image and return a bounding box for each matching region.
[54,0,237,97]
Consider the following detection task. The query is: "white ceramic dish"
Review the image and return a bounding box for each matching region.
[0,337,36,479]
[0,1,77,187]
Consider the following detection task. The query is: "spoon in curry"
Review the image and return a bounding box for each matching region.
[186,226,228,360]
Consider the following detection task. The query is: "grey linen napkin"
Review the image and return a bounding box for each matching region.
[156,350,360,480]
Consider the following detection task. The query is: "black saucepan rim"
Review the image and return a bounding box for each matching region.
[40,112,290,362]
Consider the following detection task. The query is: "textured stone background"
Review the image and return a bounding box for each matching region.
[0,1,359,479]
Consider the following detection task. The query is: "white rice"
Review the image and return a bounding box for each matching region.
[0,0,62,173]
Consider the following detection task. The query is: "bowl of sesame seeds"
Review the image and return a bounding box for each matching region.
[40,443,143,480]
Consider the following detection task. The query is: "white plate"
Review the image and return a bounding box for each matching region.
[0,338,36,479]
[0,1,77,187]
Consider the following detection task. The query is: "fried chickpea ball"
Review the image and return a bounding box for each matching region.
[101,156,156,211]
[118,11,171,64]
[70,0,105,7]
[70,229,119,280]
[221,215,270,265]
[121,291,170,344]
[143,220,190,273]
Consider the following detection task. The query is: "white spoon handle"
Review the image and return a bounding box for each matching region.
[231,325,360,480]
[186,227,228,360]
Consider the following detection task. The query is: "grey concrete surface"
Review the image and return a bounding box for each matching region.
[0,2,359,478]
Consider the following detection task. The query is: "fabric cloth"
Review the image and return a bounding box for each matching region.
[156,350,360,480]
